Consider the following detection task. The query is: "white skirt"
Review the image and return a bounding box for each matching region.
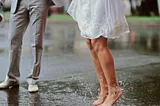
[67,0,130,39]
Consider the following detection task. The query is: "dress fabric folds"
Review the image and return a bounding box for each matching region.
[67,0,130,39]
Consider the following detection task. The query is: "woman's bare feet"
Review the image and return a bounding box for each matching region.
[98,87,122,106]
[92,91,108,106]
[93,72,108,106]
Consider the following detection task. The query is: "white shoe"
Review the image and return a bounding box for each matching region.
[28,84,39,93]
[0,81,19,89]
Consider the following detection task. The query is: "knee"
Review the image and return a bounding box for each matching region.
[86,39,93,50]
[9,35,22,50]
[91,40,101,53]
[91,39,108,53]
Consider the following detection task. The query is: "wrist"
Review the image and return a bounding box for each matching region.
[0,2,3,6]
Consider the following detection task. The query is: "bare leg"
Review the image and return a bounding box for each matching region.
[86,39,108,106]
[91,37,122,106]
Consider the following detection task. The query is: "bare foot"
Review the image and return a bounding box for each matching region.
[98,87,122,106]
[92,93,108,106]
[93,72,108,106]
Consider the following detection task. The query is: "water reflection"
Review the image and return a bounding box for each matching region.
[3,87,20,106]
[44,23,79,53]
[44,23,160,55]
[28,93,42,106]
[132,27,160,55]
[0,87,44,106]
[0,22,160,55]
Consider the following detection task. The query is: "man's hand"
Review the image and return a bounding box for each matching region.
[0,2,3,7]
[0,2,3,10]
[49,0,55,6]
[0,2,4,23]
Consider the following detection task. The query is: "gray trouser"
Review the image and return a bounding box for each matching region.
[7,0,49,82]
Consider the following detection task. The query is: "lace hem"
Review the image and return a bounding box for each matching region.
[80,20,129,37]
[81,30,130,39]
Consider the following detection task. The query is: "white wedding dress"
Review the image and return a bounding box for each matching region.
[67,0,130,39]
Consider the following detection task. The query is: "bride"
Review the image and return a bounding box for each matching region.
[67,0,130,106]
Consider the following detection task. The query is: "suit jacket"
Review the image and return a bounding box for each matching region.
[0,0,68,13]
[1,0,55,14]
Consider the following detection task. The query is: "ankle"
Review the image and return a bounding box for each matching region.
[100,86,108,93]
[108,82,119,88]
[108,85,121,92]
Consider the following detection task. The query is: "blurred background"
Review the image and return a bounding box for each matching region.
[2,0,160,16]
[0,0,160,106]
[1,0,159,55]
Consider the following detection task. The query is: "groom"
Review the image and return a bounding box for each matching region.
[0,0,55,92]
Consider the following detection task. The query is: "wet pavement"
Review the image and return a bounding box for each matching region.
[0,21,160,106]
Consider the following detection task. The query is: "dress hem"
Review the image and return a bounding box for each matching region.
[81,31,130,39]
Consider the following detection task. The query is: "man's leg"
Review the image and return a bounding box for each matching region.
[0,0,29,89]
[27,0,49,92]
